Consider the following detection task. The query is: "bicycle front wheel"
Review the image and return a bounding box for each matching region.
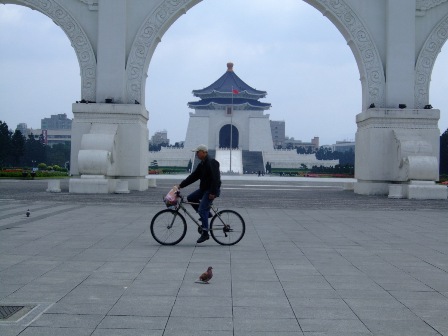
[210,210,245,245]
[150,209,187,245]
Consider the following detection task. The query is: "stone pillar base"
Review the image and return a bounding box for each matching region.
[148,178,157,188]
[69,175,117,193]
[115,180,130,194]
[355,108,441,200]
[71,103,149,192]
[354,181,390,195]
[121,178,148,191]
[46,180,61,193]
[389,181,447,199]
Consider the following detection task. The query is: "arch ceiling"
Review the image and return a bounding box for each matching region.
[8,0,448,110]
[127,0,386,109]
[3,0,96,102]
[415,13,448,108]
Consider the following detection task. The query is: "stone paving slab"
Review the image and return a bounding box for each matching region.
[0,179,447,335]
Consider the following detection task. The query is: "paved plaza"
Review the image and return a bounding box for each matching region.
[0,177,447,335]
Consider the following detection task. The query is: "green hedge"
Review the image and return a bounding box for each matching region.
[0,170,68,178]
[148,166,188,174]
[0,171,24,178]
[270,168,307,176]
[34,171,68,178]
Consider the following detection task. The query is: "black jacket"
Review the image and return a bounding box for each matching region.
[179,156,221,194]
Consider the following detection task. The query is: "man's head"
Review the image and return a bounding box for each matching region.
[192,144,208,160]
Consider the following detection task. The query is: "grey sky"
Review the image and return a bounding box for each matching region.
[1,1,447,147]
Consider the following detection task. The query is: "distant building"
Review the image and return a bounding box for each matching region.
[284,136,319,151]
[16,123,29,136]
[270,120,320,151]
[41,113,72,130]
[15,113,72,147]
[270,120,285,148]
[27,129,71,146]
[332,140,355,152]
[15,123,39,139]
[150,130,169,146]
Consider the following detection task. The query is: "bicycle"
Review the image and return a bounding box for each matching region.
[150,191,245,246]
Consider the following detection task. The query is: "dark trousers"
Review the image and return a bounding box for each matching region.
[187,189,219,231]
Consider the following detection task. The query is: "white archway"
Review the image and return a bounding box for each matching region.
[5,0,96,102]
[127,0,385,109]
[2,0,445,198]
[415,13,448,108]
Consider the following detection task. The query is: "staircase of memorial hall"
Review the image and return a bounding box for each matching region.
[215,149,243,174]
[242,150,264,174]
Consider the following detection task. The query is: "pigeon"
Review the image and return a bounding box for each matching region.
[26,209,30,217]
[198,266,213,284]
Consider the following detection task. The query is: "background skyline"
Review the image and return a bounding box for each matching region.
[1,1,448,147]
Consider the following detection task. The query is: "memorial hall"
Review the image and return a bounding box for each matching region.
[149,62,338,174]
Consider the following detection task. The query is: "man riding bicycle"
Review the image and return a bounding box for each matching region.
[178,144,221,243]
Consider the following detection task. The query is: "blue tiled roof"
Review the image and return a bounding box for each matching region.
[188,98,271,110]
[192,63,268,99]
[189,63,270,110]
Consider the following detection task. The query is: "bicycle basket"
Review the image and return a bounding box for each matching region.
[163,187,179,207]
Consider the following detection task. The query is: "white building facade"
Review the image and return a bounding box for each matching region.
[152,63,339,174]
[184,62,274,152]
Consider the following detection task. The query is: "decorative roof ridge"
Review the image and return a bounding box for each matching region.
[192,62,267,97]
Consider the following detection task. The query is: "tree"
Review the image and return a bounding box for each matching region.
[296,147,306,154]
[10,130,25,166]
[46,142,71,167]
[24,133,46,166]
[149,142,169,151]
[315,147,336,160]
[173,142,184,148]
[441,128,448,175]
[338,148,355,165]
[0,121,12,166]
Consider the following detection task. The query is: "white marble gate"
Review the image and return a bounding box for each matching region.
[3,0,447,198]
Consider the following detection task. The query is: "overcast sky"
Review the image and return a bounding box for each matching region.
[1,1,448,146]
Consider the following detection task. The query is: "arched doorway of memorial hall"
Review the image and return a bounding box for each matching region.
[219,125,239,149]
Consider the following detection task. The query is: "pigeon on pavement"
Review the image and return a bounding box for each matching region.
[198,266,213,284]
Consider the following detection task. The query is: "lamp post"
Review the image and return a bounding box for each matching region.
[31,160,36,179]
[230,87,239,173]
[230,89,233,173]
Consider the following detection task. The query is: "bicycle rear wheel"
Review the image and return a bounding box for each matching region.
[150,209,187,245]
[210,210,245,245]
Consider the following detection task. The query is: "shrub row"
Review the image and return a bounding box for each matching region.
[0,170,68,178]
[148,167,188,174]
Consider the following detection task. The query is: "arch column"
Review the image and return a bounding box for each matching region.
[69,0,149,192]
[354,0,445,198]
[96,0,127,104]
[385,0,416,108]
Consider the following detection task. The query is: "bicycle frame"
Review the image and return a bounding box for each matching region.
[170,196,225,232]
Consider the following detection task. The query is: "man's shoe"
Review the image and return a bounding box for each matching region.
[197,232,209,244]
